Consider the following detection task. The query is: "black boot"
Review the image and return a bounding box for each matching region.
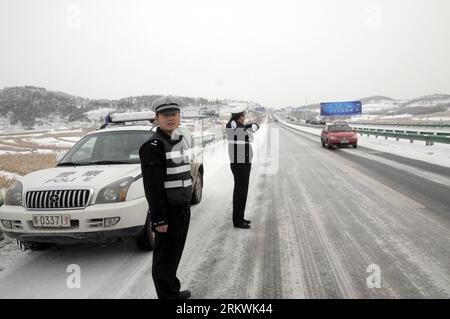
[234,222,250,229]
[177,290,192,299]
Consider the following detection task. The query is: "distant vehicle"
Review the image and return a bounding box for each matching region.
[310,119,325,125]
[287,116,296,122]
[321,123,357,149]
[332,121,348,126]
[0,112,204,251]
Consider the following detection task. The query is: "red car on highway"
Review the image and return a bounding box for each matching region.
[321,122,358,149]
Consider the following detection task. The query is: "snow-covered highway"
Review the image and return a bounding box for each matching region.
[0,117,449,298]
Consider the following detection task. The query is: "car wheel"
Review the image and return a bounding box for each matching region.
[327,141,333,149]
[136,216,155,252]
[353,144,358,149]
[321,139,325,147]
[20,241,54,251]
[191,170,203,205]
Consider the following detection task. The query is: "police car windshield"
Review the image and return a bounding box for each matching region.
[329,125,352,133]
[58,131,152,166]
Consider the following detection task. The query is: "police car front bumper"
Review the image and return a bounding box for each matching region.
[0,197,148,243]
[2,225,143,244]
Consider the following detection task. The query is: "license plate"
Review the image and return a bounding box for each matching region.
[32,214,71,228]
[340,140,349,144]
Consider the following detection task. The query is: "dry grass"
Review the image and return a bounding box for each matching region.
[0,129,49,137]
[41,130,94,139]
[0,138,69,151]
[0,146,22,152]
[0,128,95,151]
[0,126,95,138]
[13,138,70,151]
[0,127,96,192]
[0,153,57,176]
[0,175,15,189]
[0,140,29,150]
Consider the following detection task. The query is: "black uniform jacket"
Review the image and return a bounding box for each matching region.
[226,119,259,164]
[139,128,173,228]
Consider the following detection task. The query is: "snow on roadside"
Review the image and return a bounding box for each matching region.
[85,108,116,122]
[34,149,58,154]
[0,170,20,181]
[57,136,82,143]
[349,124,450,134]
[276,116,450,168]
[0,150,31,155]
[0,237,38,281]
[26,137,75,148]
[0,149,58,155]
[354,135,450,168]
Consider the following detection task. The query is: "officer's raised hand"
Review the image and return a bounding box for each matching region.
[250,123,259,132]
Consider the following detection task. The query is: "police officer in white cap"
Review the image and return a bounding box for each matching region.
[226,105,259,229]
[139,95,192,299]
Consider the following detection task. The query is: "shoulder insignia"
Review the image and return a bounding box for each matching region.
[150,139,159,146]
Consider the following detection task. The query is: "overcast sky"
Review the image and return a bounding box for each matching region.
[1,0,449,107]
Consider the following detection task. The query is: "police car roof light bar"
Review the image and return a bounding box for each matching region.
[110,111,156,123]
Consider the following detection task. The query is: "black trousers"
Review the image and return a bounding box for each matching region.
[152,206,190,299]
[230,163,252,225]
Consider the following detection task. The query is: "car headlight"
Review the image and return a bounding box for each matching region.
[96,177,134,204]
[329,136,337,140]
[5,181,23,206]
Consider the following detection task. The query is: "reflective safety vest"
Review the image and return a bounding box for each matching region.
[152,129,193,206]
[226,120,259,164]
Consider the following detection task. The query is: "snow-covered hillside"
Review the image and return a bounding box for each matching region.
[401,94,450,108]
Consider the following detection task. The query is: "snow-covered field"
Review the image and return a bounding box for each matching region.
[0,170,20,181]
[0,128,87,152]
[57,137,83,143]
[84,108,117,122]
[0,127,89,186]
[26,137,76,148]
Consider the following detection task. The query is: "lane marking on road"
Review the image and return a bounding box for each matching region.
[277,121,431,209]
[338,162,426,209]
[339,148,450,188]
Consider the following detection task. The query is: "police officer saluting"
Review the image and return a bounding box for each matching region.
[226,105,259,229]
[139,96,193,299]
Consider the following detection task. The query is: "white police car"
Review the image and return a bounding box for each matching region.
[0,112,204,251]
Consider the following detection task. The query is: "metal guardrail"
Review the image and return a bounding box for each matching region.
[347,122,450,129]
[279,116,450,145]
[354,127,450,145]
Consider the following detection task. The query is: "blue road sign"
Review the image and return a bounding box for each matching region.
[320,101,362,116]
